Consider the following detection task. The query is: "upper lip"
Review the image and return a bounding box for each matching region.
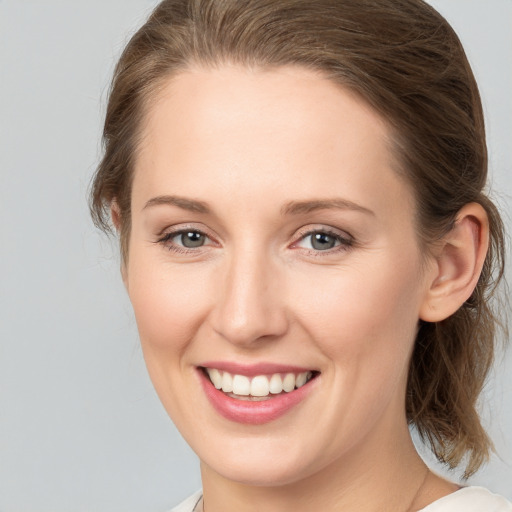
[199,361,317,377]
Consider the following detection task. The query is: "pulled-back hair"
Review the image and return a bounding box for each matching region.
[89,0,506,477]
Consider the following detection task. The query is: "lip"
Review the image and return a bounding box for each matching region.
[198,364,318,425]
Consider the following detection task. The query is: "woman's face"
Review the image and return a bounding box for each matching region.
[126,66,435,486]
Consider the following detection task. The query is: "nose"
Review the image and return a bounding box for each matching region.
[209,248,289,347]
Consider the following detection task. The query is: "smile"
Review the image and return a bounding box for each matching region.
[198,364,319,424]
[205,368,314,399]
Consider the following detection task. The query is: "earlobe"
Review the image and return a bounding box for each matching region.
[419,203,489,322]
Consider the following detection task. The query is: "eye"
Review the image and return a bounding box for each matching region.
[306,232,339,250]
[156,228,212,253]
[294,229,352,252]
[175,230,206,248]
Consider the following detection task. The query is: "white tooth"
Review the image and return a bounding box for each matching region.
[269,374,283,394]
[221,372,233,393]
[207,368,222,389]
[295,371,308,388]
[283,373,296,392]
[232,374,251,395]
[250,375,270,397]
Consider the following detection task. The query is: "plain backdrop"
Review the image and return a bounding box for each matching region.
[0,1,511,510]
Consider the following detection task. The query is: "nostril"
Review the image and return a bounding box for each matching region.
[210,312,289,347]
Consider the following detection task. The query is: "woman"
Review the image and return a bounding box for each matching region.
[89,0,510,510]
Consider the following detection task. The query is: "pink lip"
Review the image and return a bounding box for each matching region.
[198,366,317,425]
[200,360,314,377]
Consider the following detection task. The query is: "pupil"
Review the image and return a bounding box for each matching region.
[311,233,335,250]
[181,231,205,248]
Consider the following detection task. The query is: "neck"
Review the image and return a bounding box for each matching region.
[200,416,433,512]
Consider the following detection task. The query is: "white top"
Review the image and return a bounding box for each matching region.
[419,486,512,511]
[169,487,512,512]
[170,491,202,512]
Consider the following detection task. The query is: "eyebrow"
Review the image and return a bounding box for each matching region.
[281,198,375,217]
[142,195,374,217]
[143,195,210,213]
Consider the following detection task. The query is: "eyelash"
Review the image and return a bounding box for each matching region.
[156,228,213,254]
[292,228,353,255]
[155,226,354,256]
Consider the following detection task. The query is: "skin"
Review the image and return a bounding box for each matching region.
[121,65,483,511]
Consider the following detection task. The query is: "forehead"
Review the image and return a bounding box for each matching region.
[133,65,413,221]
[139,64,391,156]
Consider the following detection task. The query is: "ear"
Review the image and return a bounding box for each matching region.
[110,201,129,287]
[111,200,122,232]
[419,203,489,322]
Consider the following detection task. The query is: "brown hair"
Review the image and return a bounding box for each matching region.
[90,0,507,477]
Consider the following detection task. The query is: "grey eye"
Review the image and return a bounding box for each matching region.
[179,231,206,248]
[310,232,338,250]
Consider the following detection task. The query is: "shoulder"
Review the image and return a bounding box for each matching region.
[167,490,203,512]
[419,486,512,512]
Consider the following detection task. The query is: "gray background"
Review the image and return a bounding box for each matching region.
[0,1,510,510]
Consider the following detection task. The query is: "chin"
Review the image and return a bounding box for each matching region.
[205,455,314,487]
[194,432,330,488]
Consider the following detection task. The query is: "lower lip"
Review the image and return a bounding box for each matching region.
[198,369,316,425]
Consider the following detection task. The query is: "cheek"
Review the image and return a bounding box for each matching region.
[292,256,423,372]
[125,250,213,424]
[291,258,423,439]
[126,250,210,354]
